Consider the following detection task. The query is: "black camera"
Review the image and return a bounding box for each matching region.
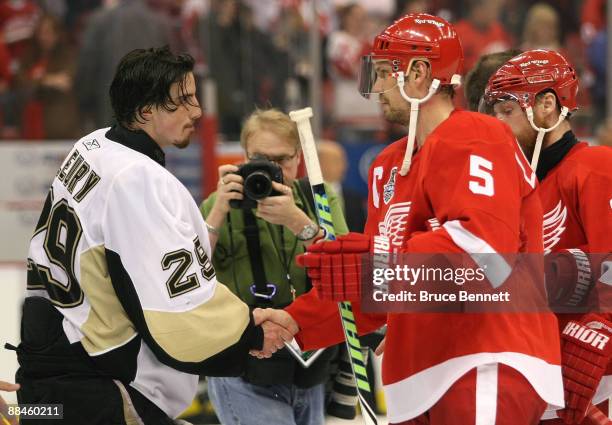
[229,156,284,209]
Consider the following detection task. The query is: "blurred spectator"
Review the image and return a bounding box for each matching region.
[0,38,14,136]
[149,0,191,51]
[0,39,10,90]
[271,4,310,110]
[394,0,429,19]
[16,13,80,139]
[63,0,103,35]
[197,0,289,140]
[596,119,612,148]
[75,0,172,130]
[581,0,605,44]
[0,0,40,71]
[178,0,208,63]
[327,4,368,80]
[318,139,366,232]
[333,0,394,22]
[426,0,466,21]
[326,3,380,135]
[182,0,208,19]
[453,0,512,72]
[522,2,591,123]
[586,27,606,129]
[520,3,563,52]
[0,0,40,136]
[242,0,281,32]
[38,0,67,21]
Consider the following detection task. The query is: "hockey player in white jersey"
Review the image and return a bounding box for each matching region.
[12,47,295,424]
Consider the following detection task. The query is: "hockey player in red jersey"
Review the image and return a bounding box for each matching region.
[482,49,612,425]
[253,14,565,425]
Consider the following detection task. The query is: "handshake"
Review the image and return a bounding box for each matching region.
[251,308,300,358]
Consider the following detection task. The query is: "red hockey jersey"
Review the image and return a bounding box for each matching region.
[287,110,563,423]
[538,140,612,411]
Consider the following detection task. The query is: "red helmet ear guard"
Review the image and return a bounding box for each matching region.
[359,13,463,98]
[484,49,579,111]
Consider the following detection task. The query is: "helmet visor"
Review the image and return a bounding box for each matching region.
[478,91,521,115]
[358,55,377,99]
[358,55,401,100]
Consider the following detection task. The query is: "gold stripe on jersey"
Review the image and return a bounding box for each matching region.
[79,245,136,354]
[143,283,249,363]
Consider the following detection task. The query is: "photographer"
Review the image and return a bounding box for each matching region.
[200,108,348,425]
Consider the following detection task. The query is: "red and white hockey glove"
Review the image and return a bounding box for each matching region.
[296,233,383,302]
[545,248,594,308]
[558,314,612,424]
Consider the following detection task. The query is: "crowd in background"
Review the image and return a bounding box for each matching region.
[0,0,608,144]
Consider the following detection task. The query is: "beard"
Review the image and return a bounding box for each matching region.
[173,138,191,149]
[383,106,410,126]
[516,128,538,161]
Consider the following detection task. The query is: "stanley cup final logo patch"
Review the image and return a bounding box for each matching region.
[383,167,398,205]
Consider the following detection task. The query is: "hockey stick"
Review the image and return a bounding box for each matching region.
[289,107,378,425]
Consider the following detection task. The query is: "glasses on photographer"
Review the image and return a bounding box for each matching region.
[247,150,299,166]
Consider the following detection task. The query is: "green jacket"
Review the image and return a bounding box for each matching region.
[200,179,348,308]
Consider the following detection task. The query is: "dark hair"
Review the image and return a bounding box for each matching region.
[109,46,195,127]
[438,84,456,99]
[463,49,522,111]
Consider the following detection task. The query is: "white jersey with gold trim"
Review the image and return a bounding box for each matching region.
[25,126,259,417]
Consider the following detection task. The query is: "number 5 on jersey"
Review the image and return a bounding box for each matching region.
[469,154,494,197]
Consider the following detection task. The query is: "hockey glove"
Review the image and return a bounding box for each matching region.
[296,233,383,302]
[558,314,612,424]
[545,248,593,308]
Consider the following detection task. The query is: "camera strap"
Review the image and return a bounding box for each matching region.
[242,208,274,307]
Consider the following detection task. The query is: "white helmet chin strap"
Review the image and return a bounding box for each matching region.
[525,105,569,171]
[396,71,440,176]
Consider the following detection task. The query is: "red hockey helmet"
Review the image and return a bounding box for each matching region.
[482,49,578,111]
[358,13,464,98]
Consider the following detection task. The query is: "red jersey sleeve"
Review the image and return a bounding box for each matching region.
[568,148,612,314]
[573,153,612,254]
[285,288,386,351]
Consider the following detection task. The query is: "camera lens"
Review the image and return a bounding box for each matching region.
[244,171,273,200]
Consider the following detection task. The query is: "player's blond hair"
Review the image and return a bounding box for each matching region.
[240,108,300,151]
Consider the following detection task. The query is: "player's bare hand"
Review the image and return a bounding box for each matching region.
[249,321,294,359]
[250,308,299,358]
[0,382,19,425]
[253,308,299,335]
[0,381,19,392]
[213,164,243,214]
